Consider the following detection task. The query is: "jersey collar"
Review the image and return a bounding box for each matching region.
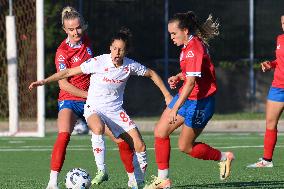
[183,35,194,49]
[66,37,82,48]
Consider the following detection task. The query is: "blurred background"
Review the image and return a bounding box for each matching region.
[0,0,284,120]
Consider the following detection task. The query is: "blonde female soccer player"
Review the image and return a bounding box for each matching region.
[45,7,139,189]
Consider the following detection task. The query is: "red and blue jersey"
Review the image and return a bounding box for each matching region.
[55,35,93,101]
[271,34,284,88]
[179,35,217,100]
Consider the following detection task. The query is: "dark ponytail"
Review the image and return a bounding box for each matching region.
[169,11,219,45]
[110,27,132,52]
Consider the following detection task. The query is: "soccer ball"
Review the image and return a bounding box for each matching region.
[65,168,91,189]
[72,118,89,135]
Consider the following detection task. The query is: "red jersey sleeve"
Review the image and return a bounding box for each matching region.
[184,41,204,77]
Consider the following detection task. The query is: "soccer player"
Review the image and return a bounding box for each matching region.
[45,7,138,189]
[29,27,172,189]
[247,15,284,168]
[144,11,235,189]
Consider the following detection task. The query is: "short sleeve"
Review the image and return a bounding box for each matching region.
[129,61,147,76]
[184,44,204,78]
[80,58,97,74]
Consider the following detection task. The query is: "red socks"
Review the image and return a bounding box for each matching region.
[155,137,171,170]
[118,141,134,173]
[50,132,70,172]
[263,128,278,160]
[189,142,221,161]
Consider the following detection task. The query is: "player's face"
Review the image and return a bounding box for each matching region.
[110,39,126,66]
[281,16,284,32]
[168,21,189,46]
[63,18,83,44]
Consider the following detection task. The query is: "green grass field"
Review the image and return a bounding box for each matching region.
[1,133,284,189]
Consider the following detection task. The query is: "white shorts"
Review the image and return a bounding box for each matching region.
[84,104,137,138]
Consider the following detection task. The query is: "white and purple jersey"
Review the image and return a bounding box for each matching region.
[80,54,147,111]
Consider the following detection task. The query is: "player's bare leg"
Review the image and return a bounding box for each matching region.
[46,109,76,189]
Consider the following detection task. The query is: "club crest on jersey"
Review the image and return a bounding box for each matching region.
[57,55,65,62]
[186,51,194,58]
[86,47,93,56]
[59,62,66,71]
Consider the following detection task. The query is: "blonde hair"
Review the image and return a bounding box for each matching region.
[61,6,87,31]
[169,11,219,45]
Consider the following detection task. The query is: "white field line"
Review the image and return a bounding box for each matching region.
[2,145,284,152]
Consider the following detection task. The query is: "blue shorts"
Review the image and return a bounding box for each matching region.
[168,94,215,128]
[267,87,284,102]
[58,100,85,120]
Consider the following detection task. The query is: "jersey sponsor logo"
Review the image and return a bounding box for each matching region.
[57,55,65,62]
[103,77,124,84]
[186,51,194,58]
[86,47,92,56]
[59,62,66,71]
[72,56,81,63]
[277,44,280,50]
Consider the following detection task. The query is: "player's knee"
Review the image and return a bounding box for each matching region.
[178,143,192,154]
[154,126,169,138]
[89,124,104,135]
[266,118,278,129]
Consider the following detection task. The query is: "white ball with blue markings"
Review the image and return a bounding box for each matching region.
[65,168,91,189]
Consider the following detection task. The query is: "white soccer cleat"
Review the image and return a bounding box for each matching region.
[143,175,171,189]
[247,158,273,168]
[219,151,235,180]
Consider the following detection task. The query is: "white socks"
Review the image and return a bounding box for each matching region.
[158,169,169,179]
[48,170,58,186]
[91,133,106,172]
[135,151,147,173]
[220,152,227,161]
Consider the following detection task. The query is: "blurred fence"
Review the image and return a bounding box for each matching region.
[1,0,284,118]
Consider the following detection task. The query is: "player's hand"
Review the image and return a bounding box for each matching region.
[168,108,178,124]
[28,80,45,90]
[168,76,180,89]
[164,94,173,105]
[261,61,272,72]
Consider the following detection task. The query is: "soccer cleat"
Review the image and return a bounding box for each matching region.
[143,175,171,189]
[219,151,235,181]
[247,158,273,168]
[91,170,108,185]
[46,184,59,189]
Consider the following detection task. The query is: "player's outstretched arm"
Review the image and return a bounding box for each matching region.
[144,69,172,105]
[28,66,83,90]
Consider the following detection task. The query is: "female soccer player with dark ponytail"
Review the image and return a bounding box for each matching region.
[145,11,235,189]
